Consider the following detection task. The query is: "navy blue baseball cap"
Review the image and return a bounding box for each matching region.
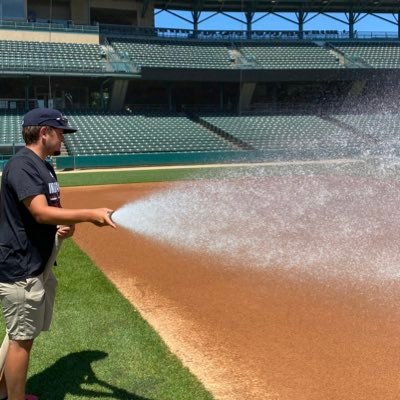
[22,108,77,133]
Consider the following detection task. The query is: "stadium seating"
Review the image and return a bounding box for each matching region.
[0,110,368,159]
[329,112,400,142]
[63,111,239,155]
[330,41,400,68]
[0,110,24,144]
[0,40,106,73]
[198,113,359,152]
[1,108,392,159]
[108,38,343,70]
[237,41,343,69]
[109,38,234,69]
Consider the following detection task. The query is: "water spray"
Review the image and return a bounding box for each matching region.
[112,168,400,283]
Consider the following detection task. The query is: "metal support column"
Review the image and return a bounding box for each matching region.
[245,11,254,39]
[168,83,174,111]
[192,10,200,38]
[398,13,400,39]
[297,10,305,39]
[24,77,31,111]
[348,11,355,39]
[220,83,224,111]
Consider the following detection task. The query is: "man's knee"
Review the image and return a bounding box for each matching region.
[9,339,34,353]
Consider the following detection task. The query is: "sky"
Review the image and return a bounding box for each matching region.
[155,10,398,33]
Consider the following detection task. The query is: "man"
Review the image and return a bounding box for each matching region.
[0,108,115,400]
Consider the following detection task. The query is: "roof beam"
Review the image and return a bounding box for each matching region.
[142,0,151,18]
[153,1,400,14]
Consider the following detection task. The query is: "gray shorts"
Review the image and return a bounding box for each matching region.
[0,271,58,340]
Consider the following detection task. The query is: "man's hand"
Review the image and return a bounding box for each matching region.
[89,208,116,228]
[57,224,75,238]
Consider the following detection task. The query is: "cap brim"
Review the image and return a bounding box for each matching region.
[59,126,78,134]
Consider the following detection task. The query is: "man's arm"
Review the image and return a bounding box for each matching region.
[23,194,116,228]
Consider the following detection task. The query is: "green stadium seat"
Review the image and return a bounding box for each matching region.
[63,110,238,156]
[0,40,107,74]
[330,41,400,68]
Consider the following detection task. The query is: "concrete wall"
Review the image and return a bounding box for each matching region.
[238,82,256,111]
[69,0,154,27]
[28,0,70,20]
[70,0,90,25]
[0,30,99,44]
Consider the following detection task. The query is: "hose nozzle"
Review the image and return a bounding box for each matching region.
[107,211,114,222]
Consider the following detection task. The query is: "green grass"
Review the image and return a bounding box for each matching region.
[58,168,199,186]
[26,239,214,400]
[57,160,373,188]
[57,164,265,187]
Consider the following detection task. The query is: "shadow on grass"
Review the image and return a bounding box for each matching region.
[27,350,152,400]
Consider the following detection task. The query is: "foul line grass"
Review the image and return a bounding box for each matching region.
[57,164,266,187]
[57,159,369,188]
[58,167,200,186]
[26,239,214,400]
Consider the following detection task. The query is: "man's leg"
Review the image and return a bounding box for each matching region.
[4,339,33,400]
[0,370,7,399]
[0,334,9,398]
[0,276,45,400]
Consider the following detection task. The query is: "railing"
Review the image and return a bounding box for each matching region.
[0,61,136,76]
[0,98,37,110]
[0,19,99,34]
[182,104,233,112]
[355,31,399,39]
[125,104,171,111]
[0,61,107,75]
[100,24,400,41]
[100,24,342,40]
[247,102,347,115]
[0,20,399,41]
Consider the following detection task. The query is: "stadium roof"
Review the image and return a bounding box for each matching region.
[153,0,400,13]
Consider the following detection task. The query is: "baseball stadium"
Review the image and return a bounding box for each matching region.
[1,0,400,399]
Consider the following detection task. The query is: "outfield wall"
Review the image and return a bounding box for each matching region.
[55,151,253,170]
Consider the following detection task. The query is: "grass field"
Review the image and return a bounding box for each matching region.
[56,159,373,189]
[57,165,261,187]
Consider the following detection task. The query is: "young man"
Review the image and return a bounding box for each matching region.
[0,108,116,400]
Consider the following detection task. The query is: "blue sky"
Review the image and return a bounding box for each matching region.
[155,11,398,32]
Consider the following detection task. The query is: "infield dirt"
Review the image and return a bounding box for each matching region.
[62,179,400,400]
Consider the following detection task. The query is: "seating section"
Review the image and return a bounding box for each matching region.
[109,38,343,70]
[3,109,396,159]
[198,113,359,152]
[63,111,238,155]
[0,40,106,73]
[1,38,399,74]
[331,41,400,68]
[110,38,234,69]
[236,41,343,69]
[0,110,24,144]
[329,112,400,142]
[1,37,400,74]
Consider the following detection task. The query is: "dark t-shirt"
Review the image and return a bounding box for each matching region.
[0,147,60,282]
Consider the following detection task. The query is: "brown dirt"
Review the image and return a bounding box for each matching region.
[61,180,400,400]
